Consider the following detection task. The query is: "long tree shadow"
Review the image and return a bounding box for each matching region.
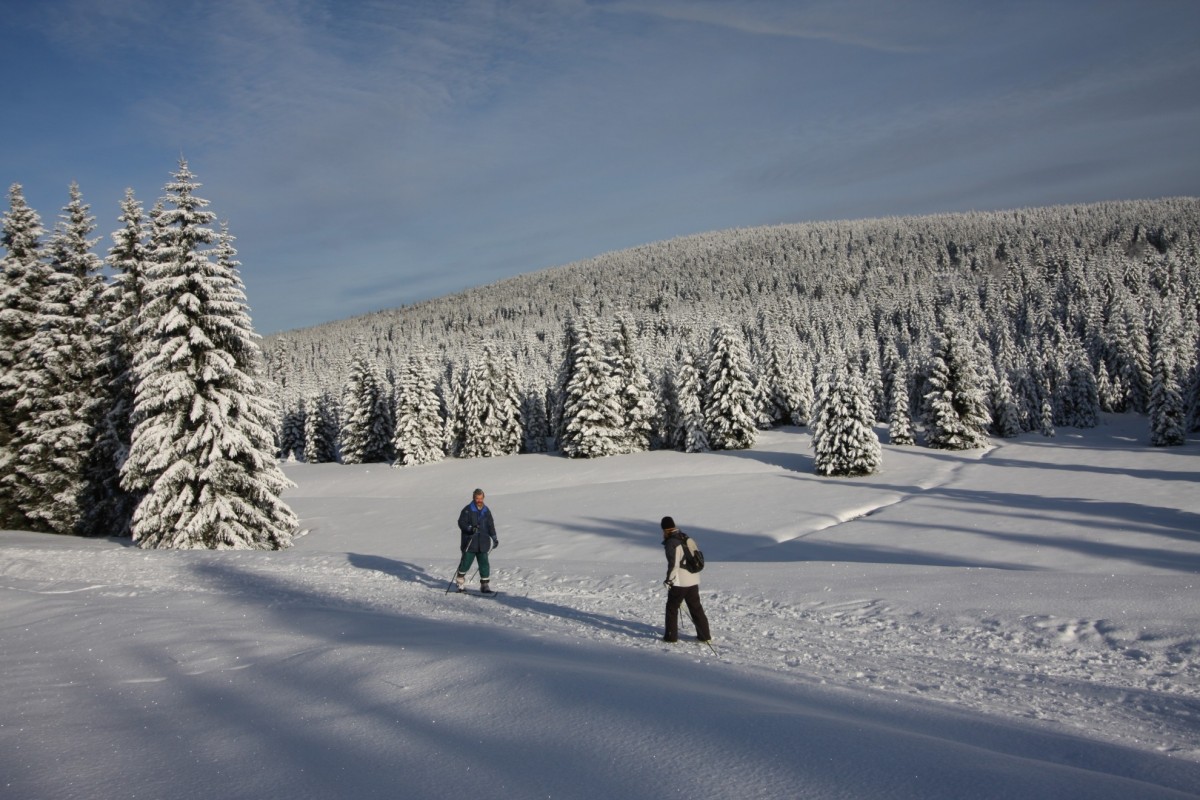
[714,447,815,473]
[847,481,1200,572]
[347,554,659,637]
[347,553,448,588]
[529,514,1038,569]
[979,453,1200,483]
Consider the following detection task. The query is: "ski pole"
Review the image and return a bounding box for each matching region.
[445,532,480,592]
[684,606,719,656]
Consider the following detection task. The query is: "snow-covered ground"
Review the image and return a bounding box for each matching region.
[3,414,1199,799]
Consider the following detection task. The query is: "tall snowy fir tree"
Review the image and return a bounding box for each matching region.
[702,324,757,451]
[887,359,916,446]
[922,325,992,450]
[1113,304,1153,414]
[1062,349,1100,429]
[1186,363,1200,435]
[87,189,151,537]
[0,185,47,529]
[756,339,792,428]
[560,317,625,458]
[277,400,306,461]
[1148,305,1187,447]
[812,363,882,477]
[304,392,339,464]
[495,354,524,456]
[790,361,815,427]
[340,352,394,464]
[609,318,657,453]
[774,343,810,428]
[673,348,710,453]
[8,184,107,535]
[989,368,1024,439]
[455,348,520,459]
[121,161,296,550]
[520,389,551,453]
[550,314,583,446]
[392,351,445,466]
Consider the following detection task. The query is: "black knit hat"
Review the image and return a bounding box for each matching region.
[660,516,676,530]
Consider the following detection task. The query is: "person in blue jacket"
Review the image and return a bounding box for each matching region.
[455,488,499,593]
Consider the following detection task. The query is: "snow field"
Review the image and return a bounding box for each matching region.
[2,414,1199,799]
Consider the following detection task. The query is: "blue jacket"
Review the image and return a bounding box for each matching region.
[458,502,498,552]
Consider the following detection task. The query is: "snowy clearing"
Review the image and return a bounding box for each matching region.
[2,414,1199,799]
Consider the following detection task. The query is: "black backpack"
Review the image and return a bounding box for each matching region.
[678,532,705,573]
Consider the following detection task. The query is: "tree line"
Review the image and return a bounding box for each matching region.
[4,174,1198,550]
[267,198,1200,476]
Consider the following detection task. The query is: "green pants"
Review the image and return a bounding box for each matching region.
[457,551,491,579]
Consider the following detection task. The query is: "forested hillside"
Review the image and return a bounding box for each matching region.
[265,198,1200,465]
[5,185,1197,548]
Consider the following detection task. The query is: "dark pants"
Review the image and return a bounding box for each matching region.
[457,551,491,579]
[665,584,710,641]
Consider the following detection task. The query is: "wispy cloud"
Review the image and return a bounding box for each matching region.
[600,0,971,52]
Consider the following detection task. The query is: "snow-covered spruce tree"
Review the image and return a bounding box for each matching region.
[609,318,657,453]
[456,348,516,459]
[1062,349,1100,429]
[1149,305,1186,447]
[340,352,394,464]
[8,184,107,535]
[989,368,1023,439]
[392,351,445,466]
[441,362,464,457]
[85,189,151,537]
[560,316,626,458]
[1113,304,1153,413]
[304,391,339,464]
[277,399,306,461]
[121,161,296,550]
[774,345,811,427]
[922,326,992,450]
[1096,360,1122,413]
[702,324,757,451]
[789,360,815,427]
[496,354,524,456]
[673,347,710,453]
[862,345,886,422]
[658,365,681,449]
[520,389,550,453]
[757,339,792,428]
[887,359,916,446]
[1186,360,1200,435]
[0,185,47,529]
[812,364,881,477]
[751,371,775,430]
[1039,392,1056,438]
[550,313,582,447]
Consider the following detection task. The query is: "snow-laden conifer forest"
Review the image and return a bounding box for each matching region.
[3,182,1199,550]
[1,164,293,549]
[263,197,1200,471]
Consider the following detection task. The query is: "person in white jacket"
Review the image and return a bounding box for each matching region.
[660,516,711,643]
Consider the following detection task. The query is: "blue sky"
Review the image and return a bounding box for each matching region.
[4,1,1199,334]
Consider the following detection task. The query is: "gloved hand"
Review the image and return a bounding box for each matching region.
[491,539,499,549]
[663,579,673,588]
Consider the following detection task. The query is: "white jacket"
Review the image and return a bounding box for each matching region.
[663,531,700,588]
